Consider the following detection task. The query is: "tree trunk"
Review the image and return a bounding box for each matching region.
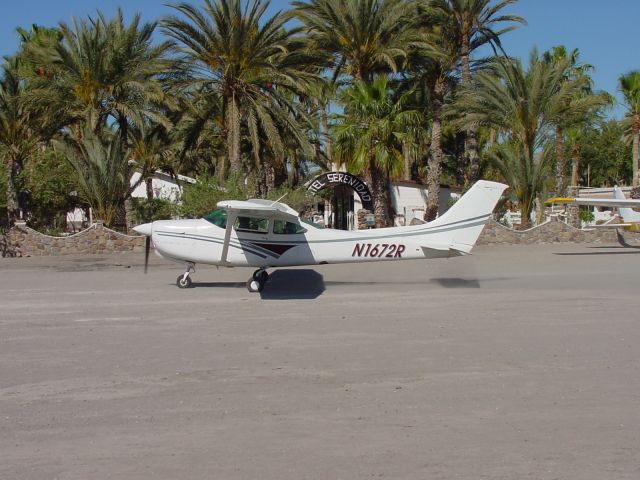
[461,38,480,184]
[633,115,640,187]
[555,125,566,195]
[321,107,333,167]
[403,140,412,181]
[5,156,19,225]
[226,94,242,176]
[570,144,580,187]
[369,157,391,227]
[519,200,532,230]
[455,131,465,186]
[145,177,154,200]
[119,113,128,155]
[425,80,444,221]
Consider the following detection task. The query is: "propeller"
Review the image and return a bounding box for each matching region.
[144,236,150,274]
[133,223,153,274]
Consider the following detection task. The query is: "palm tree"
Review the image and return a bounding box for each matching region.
[490,140,552,228]
[25,9,173,145]
[129,122,178,199]
[543,46,611,195]
[619,71,640,187]
[431,0,525,184]
[163,0,318,177]
[333,77,420,227]
[56,128,135,227]
[292,0,417,83]
[451,51,575,228]
[409,4,460,221]
[0,61,44,225]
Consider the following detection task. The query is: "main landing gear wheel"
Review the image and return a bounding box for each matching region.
[247,269,269,293]
[177,274,193,288]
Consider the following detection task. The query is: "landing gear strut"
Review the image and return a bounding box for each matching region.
[176,263,195,288]
[247,268,269,293]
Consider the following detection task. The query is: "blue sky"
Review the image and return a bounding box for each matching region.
[1,0,638,118]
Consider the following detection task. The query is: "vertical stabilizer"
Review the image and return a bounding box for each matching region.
[426,180,508,252]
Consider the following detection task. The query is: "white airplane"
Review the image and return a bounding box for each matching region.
[547,186,640,232]
[133,180,507,292]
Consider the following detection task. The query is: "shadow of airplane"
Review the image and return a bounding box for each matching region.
[192,281,246,289]
[429,277,481,289]
[554,251,640,256]
[260,269,325,300]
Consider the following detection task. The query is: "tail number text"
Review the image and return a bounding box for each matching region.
[352,243,406,258]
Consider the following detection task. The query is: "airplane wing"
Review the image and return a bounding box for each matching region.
[546,197,640,208]
[217,199,300,221]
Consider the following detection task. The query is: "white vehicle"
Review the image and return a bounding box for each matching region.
[134,180,507,292]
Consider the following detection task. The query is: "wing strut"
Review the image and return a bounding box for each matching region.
[220,211,237,265]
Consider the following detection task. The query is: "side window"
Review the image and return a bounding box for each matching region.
[234,216,269,233]
[273,220,307,235]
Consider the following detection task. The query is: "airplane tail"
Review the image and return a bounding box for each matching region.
[613,186,640,223]
[425,180,508,253]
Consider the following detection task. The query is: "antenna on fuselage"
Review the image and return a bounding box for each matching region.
[271,192,288,206]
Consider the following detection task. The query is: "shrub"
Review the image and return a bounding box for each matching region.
[130,198,177,224]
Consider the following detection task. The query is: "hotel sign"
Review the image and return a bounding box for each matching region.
[307,172,373,210]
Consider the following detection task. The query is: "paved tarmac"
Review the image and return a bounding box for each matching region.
[1,243,639,480]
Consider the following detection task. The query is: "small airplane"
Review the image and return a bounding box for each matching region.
[133,180,508,292]
[547,186,640,232]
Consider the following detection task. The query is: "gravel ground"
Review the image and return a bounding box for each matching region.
[1,243,639,480]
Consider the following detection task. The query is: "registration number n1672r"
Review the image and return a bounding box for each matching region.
[352,243,406,258]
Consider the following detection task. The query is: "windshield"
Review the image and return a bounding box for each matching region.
[203,209,227,228]
[300,218,324,229]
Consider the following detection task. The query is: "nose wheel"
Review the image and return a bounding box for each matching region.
[176,263,195,288]
[247,269,269,293]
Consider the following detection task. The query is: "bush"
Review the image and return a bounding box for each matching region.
[130,198,177,224]
[179,174,317,219]
[579,209,595,223]
[23,149,79,230]
[179,173,260,218]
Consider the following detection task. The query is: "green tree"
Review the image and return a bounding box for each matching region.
[431,0,525,184]
[0,60,45,225]
[56,128,135,227]
[129,122,178,200]
[451,51,577,227]
[333,78,419,227]
[578,120,632,187]
[543,46,611,195]
[409,3,461,220]
[293,0,417,83]
[23,149,79,230]
[619,71,640,186]
[25,9,173,144]
[163,0,317,177]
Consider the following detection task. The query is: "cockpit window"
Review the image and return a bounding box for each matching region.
[203,209,227,228]
[273,220,307,235]
[234,216,269,233]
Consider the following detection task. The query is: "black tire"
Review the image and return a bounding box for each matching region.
[246,278,263,293]
[259,270,269,283]
[177,274,193,288]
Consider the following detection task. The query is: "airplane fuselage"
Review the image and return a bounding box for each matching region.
[150,217,472,268]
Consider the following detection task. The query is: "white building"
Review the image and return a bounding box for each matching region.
[66,171,195,229]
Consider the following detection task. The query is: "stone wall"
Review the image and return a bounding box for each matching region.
[477,218,640,246]
[2,222,145,257]
[2,217,638,258]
